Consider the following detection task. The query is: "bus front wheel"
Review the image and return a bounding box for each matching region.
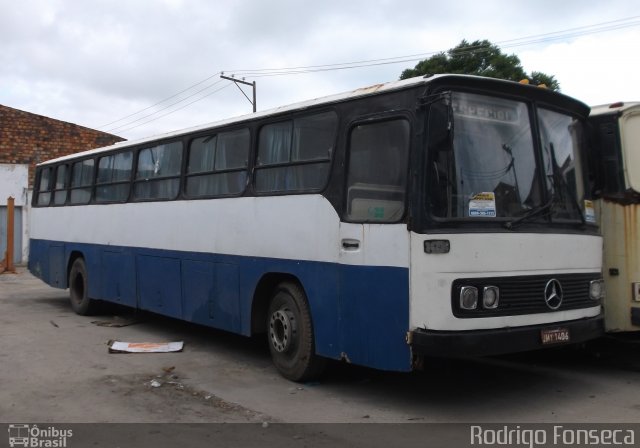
[68,258,97,316]
[267,282,326,382]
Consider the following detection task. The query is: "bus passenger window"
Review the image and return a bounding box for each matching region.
[346,119,410,222]
[96,151,132,202]
[36,167,52,206]
[186,128,250,197]
[70,159,94,204]
[255,111,337,193]
[134,142,183,200]
[53,164,69,205]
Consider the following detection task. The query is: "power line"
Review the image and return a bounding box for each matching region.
[105,78,226,133]
[98,72,221,129]
[102,14,640,135]
[114,83,233,134]
[496,14,640,46]
[227,15,640,76]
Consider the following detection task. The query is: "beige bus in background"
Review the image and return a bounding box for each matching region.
[590,101,640,332]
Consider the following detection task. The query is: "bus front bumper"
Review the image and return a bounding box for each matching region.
[409,315,604,358]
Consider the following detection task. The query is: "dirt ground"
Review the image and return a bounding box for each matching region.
[2,268,640,446]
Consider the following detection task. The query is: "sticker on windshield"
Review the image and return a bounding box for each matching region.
[469,192,497,217]
[584,200,596,223]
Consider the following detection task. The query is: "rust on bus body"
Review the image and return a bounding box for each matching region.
[354,83,385,94]
[623,203,639,287]
[600,199,640,331]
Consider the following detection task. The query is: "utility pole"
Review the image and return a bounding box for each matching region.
[220,74,256,113]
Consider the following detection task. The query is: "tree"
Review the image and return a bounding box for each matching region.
[400,39,560,91]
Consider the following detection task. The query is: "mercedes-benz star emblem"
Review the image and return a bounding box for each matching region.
[544,279,563,310]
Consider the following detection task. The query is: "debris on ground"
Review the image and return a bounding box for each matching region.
[91,316,140,327]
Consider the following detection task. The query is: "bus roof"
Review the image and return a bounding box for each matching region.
[38,74,583,166]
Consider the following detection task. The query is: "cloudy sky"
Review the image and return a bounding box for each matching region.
[1,0,639,141]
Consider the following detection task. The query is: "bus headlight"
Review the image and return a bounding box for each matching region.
[483,286,500,309]
[589,279,605,300]
[460,286,478,310]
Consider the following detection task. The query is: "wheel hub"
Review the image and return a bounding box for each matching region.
[269,309,296,353]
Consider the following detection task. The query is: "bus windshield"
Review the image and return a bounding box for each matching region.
[428,91,587,224]
[538,107,587,222]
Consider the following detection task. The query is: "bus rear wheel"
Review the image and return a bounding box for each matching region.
[68,258,97,315]
[267,282,326,382]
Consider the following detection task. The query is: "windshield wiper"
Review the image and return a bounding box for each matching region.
[505,141,588,230]
[503,196,554,230]
[547,143,586,226]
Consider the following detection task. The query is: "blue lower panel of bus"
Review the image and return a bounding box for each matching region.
[29,239,411,372]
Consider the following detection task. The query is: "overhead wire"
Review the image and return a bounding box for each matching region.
[98,72,222,129]
[102,15,640,135]
[227,15,640,77]
[104,78,226,133]
[113,83,233,134]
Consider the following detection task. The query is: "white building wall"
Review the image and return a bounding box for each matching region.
[0,163,30,263]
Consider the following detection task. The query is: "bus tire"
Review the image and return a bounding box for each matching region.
[68,258,97,316]
[267,282,326,382]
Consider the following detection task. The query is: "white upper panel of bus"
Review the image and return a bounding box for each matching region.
[590,101,640,192]
[621,109,640,192]
[590,101,640,116]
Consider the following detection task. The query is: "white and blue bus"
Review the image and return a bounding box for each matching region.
[29,75,604,381]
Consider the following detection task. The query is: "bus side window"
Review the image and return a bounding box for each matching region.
[186,128,250,197]
[134,142,183,200]
[36,167,52,206]
[597,121,625,195]
[53,164,69,205]
[255,111,337,193]
[346,119,410,222]
[70,159,95,204]
[96,151,133,202]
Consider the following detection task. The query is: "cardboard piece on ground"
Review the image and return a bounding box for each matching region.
[108,340,184,353]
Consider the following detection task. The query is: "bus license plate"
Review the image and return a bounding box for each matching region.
[541,328,570,345]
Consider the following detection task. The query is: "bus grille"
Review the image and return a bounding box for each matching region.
[451,273,601,318]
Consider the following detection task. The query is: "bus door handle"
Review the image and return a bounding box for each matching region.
[341,239,361,251]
